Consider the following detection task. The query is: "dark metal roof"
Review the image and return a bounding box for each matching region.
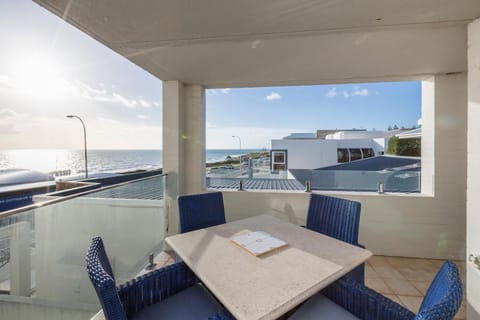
[83,176,164,200]
[207,178,305,191]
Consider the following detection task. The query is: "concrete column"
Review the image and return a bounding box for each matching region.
[163,81,206,235]
[421,77,435,195]
[467,17,480,320]
[183,85,206,195]
[163,81,185,236]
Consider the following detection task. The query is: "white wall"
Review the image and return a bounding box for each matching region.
[467,17,480,320]
[272,139,337,169]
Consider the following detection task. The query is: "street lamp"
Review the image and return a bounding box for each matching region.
[232,135,242,150]
[232,135,242,176]
[66,115,88,178]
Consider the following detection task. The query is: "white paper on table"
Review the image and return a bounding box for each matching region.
[230,231,288,256]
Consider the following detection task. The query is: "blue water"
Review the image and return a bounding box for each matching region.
[0,149,263,175]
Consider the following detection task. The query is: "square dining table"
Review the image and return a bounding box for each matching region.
[165,214,372,320]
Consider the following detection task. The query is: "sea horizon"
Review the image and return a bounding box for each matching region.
[0,148,266,175]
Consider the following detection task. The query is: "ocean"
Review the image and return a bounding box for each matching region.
[0,149,263,175]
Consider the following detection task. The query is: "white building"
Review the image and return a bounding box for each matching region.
[271,130,398,170]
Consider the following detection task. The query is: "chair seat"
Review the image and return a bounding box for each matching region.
[289,293,360,320]
[131,284,222,320]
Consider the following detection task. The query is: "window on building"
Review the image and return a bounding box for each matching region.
[271,150,287,171]
[337,148,349,163]
[362,148,374,159]
[349,148,362,161]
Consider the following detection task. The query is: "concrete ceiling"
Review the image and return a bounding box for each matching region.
[34,0,480,87]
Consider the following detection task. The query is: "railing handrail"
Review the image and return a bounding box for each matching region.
[0,173,167,219]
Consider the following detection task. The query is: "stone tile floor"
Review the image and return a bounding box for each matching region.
[365,256,466,319]
[155,253,467,319]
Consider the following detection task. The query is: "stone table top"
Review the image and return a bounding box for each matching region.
[165,214,372,320]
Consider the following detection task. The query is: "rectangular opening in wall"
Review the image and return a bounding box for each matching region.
[206,81,422,193]
[271,150,287,171]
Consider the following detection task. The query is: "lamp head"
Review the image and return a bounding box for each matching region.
[66,115,74,118]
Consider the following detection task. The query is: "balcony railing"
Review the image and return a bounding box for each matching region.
[207,166,420,193]
[0,174,166,319]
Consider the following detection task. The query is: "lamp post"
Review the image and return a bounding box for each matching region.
[66,115,88,178]
[232,135,242,176]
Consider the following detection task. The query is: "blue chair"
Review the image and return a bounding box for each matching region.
[306,193,365,283]
[86,237,231,320]
[289,260,463,320]
[178,192,226,233]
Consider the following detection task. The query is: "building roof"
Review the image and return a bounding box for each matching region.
[207,178,305,191]
[84,176,164,200]
[283,133,317,140]
[395,128,422,139]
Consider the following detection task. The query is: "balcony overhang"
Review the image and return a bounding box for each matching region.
[33,0,480,87]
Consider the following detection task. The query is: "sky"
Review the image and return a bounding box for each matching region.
[0,0,421,150]
[206,82,421,149]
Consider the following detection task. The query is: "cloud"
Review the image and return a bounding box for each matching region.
[138,97,155,108]
[0,108,19,118]
[352,86,369,96]
[326,87,337,98]
[0,122,18,134]
[220,88,231,94]
[32,80,160,109]
[207,88,231,95]
[0,109,30,135]
[72,81,160,109]
[265,92,282,101]
[0,73,161,108]
[137,114,147,120]
[342,86,369,98]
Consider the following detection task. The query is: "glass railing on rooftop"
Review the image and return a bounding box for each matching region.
[307,169,420,192]
[207,166,420,193]
[0,174,166,319]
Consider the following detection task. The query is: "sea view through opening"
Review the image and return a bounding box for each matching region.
[0,149,262,176]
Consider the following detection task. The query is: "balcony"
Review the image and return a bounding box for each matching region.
[0,174,166,318]
[4,0,480,319]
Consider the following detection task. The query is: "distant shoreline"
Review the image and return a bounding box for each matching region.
[206,151,269,168]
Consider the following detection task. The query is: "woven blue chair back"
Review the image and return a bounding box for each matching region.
[306,194,361,245]
[416,260,463,320]
[178,192,226,233]
[86,237,127,320]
